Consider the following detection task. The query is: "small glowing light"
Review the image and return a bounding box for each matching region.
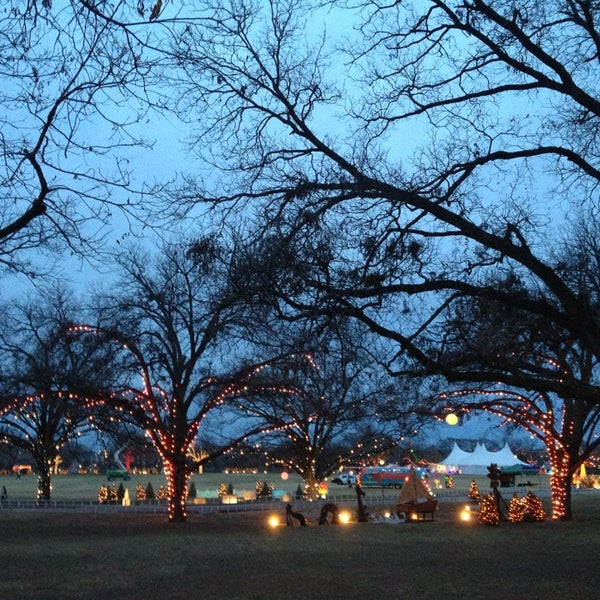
[281,471,289,481]
[445,413,459,426]
[339,511,351,524]
[460,506,472,522]
[268,515,279,528]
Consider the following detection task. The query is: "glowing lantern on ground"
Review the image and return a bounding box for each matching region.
[339,511,351,524]
[268,515,279,528]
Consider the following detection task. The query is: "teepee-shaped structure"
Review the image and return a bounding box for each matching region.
[396,467,438,520]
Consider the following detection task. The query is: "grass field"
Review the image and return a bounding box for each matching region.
[0,473,599,599]
[0,471,308,502]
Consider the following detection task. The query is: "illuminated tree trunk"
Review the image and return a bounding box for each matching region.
[34,449,54,502]
[37,467,52,502]
[303,473,320,499]
[295,452,321,499]
[547,445,573,521]
[165,456,190,523]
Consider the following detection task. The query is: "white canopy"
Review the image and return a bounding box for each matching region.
[439,441,530,475]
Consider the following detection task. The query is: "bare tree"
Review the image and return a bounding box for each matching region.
[0,287,117,500]
[0,1,172,276]
[71,238,306,522]
[227,320,415,496]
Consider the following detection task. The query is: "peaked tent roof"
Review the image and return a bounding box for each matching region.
[439,441,475,465]
[488,443,529,467]
[440,441,530,469]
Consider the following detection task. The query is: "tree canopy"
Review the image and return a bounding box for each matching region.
[0,1,173,276]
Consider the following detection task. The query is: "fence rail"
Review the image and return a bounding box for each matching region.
[0,486,591,515]
[0,493,395,515]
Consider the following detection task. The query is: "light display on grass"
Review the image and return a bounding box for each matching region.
[109,484,118,503]
[145,482,155,500]
[256,480,274,499]
[509,492,545,522]
[98,485,109,504]
[468,480,481,501]
[479,494,499,526]
[223,342,402,501]
[508,493,526,523]
[68,325,309,522]
[523,492,545,521]
[136,483,146,500]
[436,384,600,521]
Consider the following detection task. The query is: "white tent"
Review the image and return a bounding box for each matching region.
[439,441,530,475]
[438,441,474,467]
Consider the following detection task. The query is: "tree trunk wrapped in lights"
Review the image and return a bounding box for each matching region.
[302,475,320,500]
[165,459,190,522]
[547,449,573,521]
[36,465,53,502]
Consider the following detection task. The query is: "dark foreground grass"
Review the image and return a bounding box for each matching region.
[1,495,599,600]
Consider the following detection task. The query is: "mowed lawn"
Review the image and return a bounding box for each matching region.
[0,475,599,600]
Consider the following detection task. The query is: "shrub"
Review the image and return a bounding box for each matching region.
[145,482,155,500]
[188,481,197,500]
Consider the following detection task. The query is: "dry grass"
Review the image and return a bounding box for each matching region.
[1,492,599,600]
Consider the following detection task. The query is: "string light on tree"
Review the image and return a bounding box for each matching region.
[468,480,480,501]
[98,484,109,504]
[508,493,526,523]
[479,494,500,525]
[136,483,146,501]
[523,492,545,522]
